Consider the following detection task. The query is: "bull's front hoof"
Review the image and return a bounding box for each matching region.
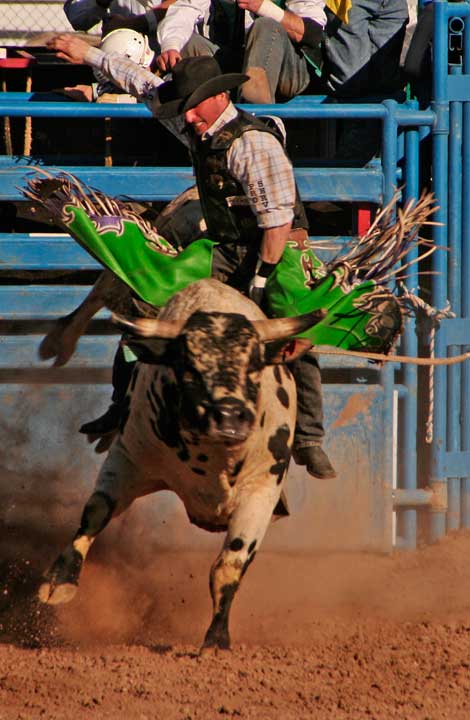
[38,580,78,605]
[37,548,83,605]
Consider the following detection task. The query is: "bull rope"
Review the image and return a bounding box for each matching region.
[315,345,468,367]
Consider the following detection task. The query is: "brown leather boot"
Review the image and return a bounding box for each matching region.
[293,446,337,479]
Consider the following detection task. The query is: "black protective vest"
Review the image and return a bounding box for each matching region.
[190,109,308,245]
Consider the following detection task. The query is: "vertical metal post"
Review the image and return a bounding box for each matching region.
[447,67,463,531]
[382,100,407,546]
[461,11,470,527]
[400,111,420,549]
[430,0,449,542]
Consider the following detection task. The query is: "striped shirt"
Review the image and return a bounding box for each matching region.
[85,46,296,229]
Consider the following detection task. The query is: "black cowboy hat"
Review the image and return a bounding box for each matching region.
[154,56,248,120]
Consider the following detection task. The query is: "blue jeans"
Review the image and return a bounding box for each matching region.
[323,0,409,98]
[323,0,408,162]
[290,351,325,448]
[183,18,311,101]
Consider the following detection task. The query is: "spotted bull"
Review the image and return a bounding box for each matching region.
[39,279,324,651]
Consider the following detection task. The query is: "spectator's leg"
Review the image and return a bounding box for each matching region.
[324,1,408,163]
[290,351,337,479]
[240,17,310,103]
[368,0,409,96]
[181,33,220,59]
[323,2,372,97]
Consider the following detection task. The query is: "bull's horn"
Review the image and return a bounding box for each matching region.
[253,309,327,341]
[111,313,185,338]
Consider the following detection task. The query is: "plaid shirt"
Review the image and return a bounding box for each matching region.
[86,47,296,229]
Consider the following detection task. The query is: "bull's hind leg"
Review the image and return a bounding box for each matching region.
[201,485,284,653]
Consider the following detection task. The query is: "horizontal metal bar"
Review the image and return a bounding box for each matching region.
[1,166,195,202]
[0,335,117,369]
[0,285,109,317]
[392,107,435,127]
[0,233,353,270]
[0,235,98,269]
[0,98,388,120]
[0,94,436,127]
[392,488,434,507]
[0,166,384,203]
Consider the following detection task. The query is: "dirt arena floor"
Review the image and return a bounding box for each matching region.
[2,528,470,720]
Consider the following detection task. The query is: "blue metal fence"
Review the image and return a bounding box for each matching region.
[0,2,467,550]
[429,0,470,541]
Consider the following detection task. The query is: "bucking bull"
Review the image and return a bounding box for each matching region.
[38,277,325,651]
[27,176,439,650]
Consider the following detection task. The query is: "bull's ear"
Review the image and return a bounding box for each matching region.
[120,337,172,365]
[264,338,313,365]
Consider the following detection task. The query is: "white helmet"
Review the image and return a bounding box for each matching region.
[94,29,154,83]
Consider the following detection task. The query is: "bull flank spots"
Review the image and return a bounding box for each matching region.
[268,424,291,485]
[229,538,244,552]
[277,386,289,408]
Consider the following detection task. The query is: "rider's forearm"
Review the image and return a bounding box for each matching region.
[259,223,292,264]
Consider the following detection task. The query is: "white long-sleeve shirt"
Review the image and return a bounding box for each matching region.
[157,0,326,54]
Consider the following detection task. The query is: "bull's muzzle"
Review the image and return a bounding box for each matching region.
[207,398,254,443]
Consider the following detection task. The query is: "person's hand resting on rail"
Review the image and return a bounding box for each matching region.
[47,34,91,65]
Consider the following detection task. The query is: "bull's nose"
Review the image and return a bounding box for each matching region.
[209,399,253,440]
